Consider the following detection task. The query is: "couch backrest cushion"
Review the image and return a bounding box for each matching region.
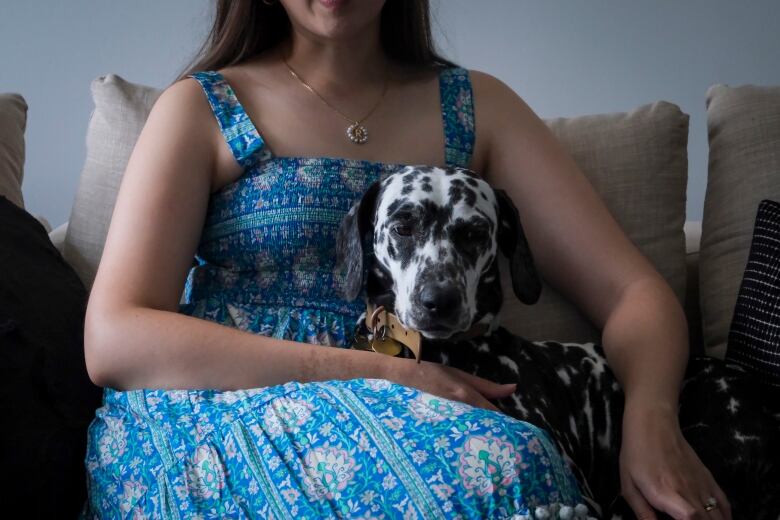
[502,102,689,341]
[0,93,27,209]
[63,75,161,288]
[700,84,780,358]
[64,76,689,344]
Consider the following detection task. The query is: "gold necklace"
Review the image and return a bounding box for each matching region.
[283,59,388,145]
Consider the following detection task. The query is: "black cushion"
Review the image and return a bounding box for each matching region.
[726,199,780,390]
[0,195,102,517]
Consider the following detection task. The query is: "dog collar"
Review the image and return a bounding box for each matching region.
[363,303,491,363]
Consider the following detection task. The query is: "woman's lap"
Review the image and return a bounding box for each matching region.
[84,379,585,519]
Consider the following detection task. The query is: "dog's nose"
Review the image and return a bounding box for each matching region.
[419,286,461,318]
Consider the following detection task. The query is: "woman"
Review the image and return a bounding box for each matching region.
[83,1,730,518]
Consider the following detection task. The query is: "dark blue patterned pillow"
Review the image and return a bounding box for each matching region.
[726,199,780,388]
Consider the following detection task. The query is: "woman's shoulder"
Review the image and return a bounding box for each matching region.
[154,75,216,124]
[143,76,239,184]
[462,69,542,172]
[467,68,539,129]
[466,69,524,106]
[145,77,223,148]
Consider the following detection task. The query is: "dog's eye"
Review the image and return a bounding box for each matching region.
[392,223,413,237]
[465,227,488,243]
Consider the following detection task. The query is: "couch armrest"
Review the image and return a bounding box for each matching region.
[49,222,68,255]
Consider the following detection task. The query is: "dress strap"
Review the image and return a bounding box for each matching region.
[189,71,270,169]
[439,67,476,169]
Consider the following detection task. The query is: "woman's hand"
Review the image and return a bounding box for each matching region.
[384,358,516,411]
[619,403,731,520]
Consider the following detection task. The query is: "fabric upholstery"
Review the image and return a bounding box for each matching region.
[0,93,27,209]
[502,102,689,342]
[63,75,161,288]
[700,84,780,358]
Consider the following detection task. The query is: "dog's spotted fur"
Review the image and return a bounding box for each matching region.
[336,166,780,518]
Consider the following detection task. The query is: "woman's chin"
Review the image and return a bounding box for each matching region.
[288,0,385,41]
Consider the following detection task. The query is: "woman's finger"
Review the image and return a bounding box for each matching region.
[709,485,732,520]
[697,477,731,520]
[642,485,700,520]
[477,382,517,400]
[472,394,501,412]
[451,384,500,411]
[621,477,657,520]
[695,486,730,520]
[679,453,729,520]
[699,498,727,520]
[451,369,516,399]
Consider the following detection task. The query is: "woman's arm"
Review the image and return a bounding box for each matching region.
[472,70,730,519]
[84,78,514,411]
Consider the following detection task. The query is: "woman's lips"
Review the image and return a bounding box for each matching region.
[319,0,347,9]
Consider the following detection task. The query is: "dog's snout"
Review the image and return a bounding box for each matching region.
[419,286,461,318]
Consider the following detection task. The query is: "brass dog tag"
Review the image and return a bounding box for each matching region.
[352,334,372,351]
[371,335,403,357]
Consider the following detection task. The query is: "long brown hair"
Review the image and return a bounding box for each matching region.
[179,0,456,80]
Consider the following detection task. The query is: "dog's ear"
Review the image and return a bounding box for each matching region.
[495,189,542,304]
[335,181,381,301]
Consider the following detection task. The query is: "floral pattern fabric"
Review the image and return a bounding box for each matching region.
[86,381,585,519]
[83,68,588,519]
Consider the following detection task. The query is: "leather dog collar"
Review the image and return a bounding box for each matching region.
[364,303,491,362]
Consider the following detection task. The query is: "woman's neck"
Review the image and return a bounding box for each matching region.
[281,25,390,95]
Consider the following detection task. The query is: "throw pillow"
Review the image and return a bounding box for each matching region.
[700,84,780,358]
[725,199,780,388]
[0,195,103,516]
[63,74,161,288]
[502,101,689,342]
[0,93,27,209]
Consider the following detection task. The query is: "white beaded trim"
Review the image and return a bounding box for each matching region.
[508,501,594,520]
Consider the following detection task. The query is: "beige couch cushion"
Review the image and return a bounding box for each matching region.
[699,84,780,358]
[63,75,161,288]
[501,102,689,342]
[0,93,27,209]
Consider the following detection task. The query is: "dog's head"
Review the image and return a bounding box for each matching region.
[336,165,541,339]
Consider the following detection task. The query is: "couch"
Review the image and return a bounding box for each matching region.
[1,76,779,517]
[27,76,780,358]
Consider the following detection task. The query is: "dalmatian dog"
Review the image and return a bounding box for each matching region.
[335,165,780,519]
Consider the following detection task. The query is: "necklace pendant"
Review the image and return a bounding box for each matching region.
[347,122,369,144]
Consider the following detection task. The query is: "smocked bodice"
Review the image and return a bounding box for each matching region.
[178,68,475,346]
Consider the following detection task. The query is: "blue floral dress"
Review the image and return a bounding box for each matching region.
[83,68,589,519]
